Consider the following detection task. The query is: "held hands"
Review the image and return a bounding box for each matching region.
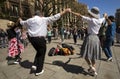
[18,17,22,22]
[103,13,108,19]
[71,11,81,16]
[103,13,112,24]
[64,8,81,16]
[60,8,71,15]
[65,8,71,13]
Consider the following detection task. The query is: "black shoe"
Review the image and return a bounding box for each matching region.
[7,59,19,65]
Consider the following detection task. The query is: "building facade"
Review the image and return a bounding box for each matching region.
[116,9,120,26]
[0,0,86,27]
[1,0,31,19]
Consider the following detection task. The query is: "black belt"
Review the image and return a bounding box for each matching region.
[35,36,45,38]
[29,36,45,38]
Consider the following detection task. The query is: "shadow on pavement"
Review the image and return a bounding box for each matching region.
[20,60,33,69]
[100,58,107,61]
[19,60,36,74]
[45,58,88,75]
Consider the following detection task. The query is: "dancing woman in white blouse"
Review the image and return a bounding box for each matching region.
[71,7,107,76]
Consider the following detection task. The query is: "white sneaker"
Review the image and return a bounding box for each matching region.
[13,61,19,64]
[32,65,36,70]
[88,67,98,76]
[35,70,44,76]
[92,67,98,76]
[94,71,98,75]
[107,57,113,61]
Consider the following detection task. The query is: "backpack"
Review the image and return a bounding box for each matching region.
[48,47,56,56]
[98,21,107,36]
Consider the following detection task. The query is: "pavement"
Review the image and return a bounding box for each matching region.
[0,38,120,79]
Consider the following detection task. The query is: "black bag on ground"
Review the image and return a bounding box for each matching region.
[48,47,56,56]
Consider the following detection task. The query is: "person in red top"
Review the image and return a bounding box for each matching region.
[6,21,24,65]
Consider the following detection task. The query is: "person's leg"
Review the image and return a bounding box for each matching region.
[85,58,98,75]
[28,37,38,66]
[36,38,46,73]
[61,35,64,42]
[85,58,93,70]
[99,36,105,48]
[85,58,93,72]
[75,35,77,44]
[91,59,95,67]
[91,59,98,75]
[89,59,98,75]
[81,34,84,40]
[106,39,113,61]
[107,38,113,57]
[49,36,51,43]
[85,58,92,66]
[107,46,112,57]
[73,35,77,44]
[47,36,50,43]
[28,37,46,73]
[103,47,110,58]
[103,38,111,59]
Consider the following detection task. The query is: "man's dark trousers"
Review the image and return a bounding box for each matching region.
[28,36,46,73]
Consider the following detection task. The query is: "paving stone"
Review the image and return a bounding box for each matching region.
[97,69,120,79]
[0,39,120,79]
[0,72,7,79]
[100,61,119,72]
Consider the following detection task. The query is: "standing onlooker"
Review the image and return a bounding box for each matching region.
[72,26,78,44]
[67,27,72,39]
[55,27,59,39]
[71,7,106,76]
[47,25,52,43]
[0,29,8,48]
[77,28,81,39]
[6,21,24,64]
[103,15,116,61]
[80,27,85,40]
[116,25,120,43]
[60,26,65,43]
[19,8,71,76]
[64,28,67,39]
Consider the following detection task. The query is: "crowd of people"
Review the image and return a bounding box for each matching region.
[46,25,87,44]
[0,28,8,48]
[0,6,119,77]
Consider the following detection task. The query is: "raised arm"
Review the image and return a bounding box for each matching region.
[71,11,82,18]
[60,8,71,16]
[47,8,71,24]
[18,17,28,27]
[104,13,112,25]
